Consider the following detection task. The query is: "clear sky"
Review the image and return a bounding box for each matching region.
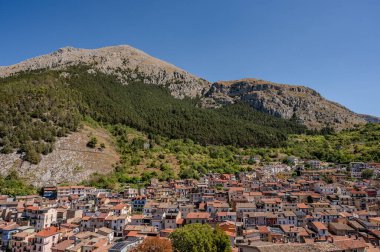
[1,0,379,116]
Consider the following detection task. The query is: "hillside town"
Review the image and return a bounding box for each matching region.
[1,161,380,252]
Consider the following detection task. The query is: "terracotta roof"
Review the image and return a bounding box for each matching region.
[258,226,270,234]
[36,226,60,238]
[131,214,145,220]
[126,231,145,237]
[297,203,310,209]
[26,206,40,211]
[228,187,244,192]
[312,222,327,230]
[333,238,367,250]
[52,239,74,250]
[186,212,210,219]
[112,204,128,210]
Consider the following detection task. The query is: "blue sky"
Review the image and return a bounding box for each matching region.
[1,0,379,116]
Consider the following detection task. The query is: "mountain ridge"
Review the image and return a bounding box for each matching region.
[0,45,378,129]
[0,45,210,99]
[204,78,372,130]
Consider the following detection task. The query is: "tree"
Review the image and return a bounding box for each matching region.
[134,237,172,252]
[169,224,231,252]
[361,169,374,179]
[87,137,98,148]
[213,227,231,252]
[24,145,41,164]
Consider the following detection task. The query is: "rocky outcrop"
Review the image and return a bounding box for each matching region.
[0,125,119,187]
[0,45,210,99]
[204,78,368,130]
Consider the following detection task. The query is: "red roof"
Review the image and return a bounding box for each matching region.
[131,214,145,220]
[312,222,327,230]
[112,204,127,210]
[297,203,310,209]
[36,227,60,238]
[26,206,39,211]
[258,226,270,234]
[186,212,210,219]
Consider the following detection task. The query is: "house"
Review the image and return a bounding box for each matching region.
[24,207,57,231]
[51,239,75,252]
[130,215,145,226]
[56,186,95,198]
[280,225,308,242]
[111,204,131,215]
[9,231,35,252]
[0,222,19,248]
[178,204,194,218]
[34,226,61,252]
[185,212,210,224]
[331,236,368,252]
[277,211,297,225]
[236,203,256,221]
[206,201,230,217]
[97,226,114,242]
[309,221,328,239]
[228,187,244,202]
[216,212,236,222]
[105,214,130,237]
[350,162,370,179]
[163,210,181,230]
[243,212,276,227]
[131,196,147,211]
[328,222,355,236]
[124,187,145,199]
[261,198,282,213]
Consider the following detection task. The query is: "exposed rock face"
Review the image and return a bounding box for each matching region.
[204,78,368,130]
[0,45,210,99]
[0,126,119,187]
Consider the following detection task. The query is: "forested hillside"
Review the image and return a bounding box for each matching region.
[83,123,380,190]
[284,123,380,163]
[0,67,307,163]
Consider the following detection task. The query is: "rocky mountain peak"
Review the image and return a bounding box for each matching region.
[205,78,369,130]
[0,45,211,99]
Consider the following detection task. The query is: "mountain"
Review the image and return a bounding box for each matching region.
[0,45,210,99]
[0,58,306,185]
[0,45,378,187]
[203,78,376,130]
[1,45,376,131]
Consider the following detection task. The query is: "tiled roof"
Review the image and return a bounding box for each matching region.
[36,226,60,238]
[186,212,210,219]
[312,221,327,230]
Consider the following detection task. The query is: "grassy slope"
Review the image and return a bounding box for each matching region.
[84,123,380,190]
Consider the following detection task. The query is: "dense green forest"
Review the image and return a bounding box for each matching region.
[0,67,306,163]
[283,123,380,163]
